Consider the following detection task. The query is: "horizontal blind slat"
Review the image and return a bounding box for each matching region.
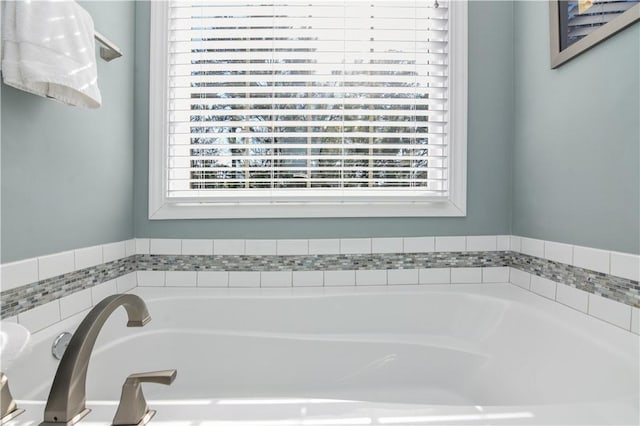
[172,132,447,139]
[171,109,447,117]
[171,98,447,108]
[170,75,448,85]
[168,40,448,51]
[169,63,448,74]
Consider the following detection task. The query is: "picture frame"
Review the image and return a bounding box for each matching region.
[549,0,640,68]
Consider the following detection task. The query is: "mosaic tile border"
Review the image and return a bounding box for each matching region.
[1,248,638,320]
[135,251,512,272]
[511,252,639,309]
[0,257,136,319]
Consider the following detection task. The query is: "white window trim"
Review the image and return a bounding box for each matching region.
[148,1,467,219]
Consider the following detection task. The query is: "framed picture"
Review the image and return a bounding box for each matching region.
[549,0,640,68]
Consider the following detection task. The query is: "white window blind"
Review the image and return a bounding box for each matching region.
[166,0,451,202]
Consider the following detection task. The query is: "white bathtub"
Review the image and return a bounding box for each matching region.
[4,284,639,425]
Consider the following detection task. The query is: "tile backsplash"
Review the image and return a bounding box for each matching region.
[1,236,638,334]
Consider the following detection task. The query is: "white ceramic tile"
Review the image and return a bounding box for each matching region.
[116,273,137,292]
[214,240,245,255]
[308,239,340,255]
[555,283,589,313]
[38,251,75,280]
[371,238,403,254]
[451,267,482,284]
[509,268,531,290]
[261,271,292,287]
[324,270,355,286]
[135,239,150,255]
[509,236,521,252]
[496,235,510,251]
[588,294,632,329]
[103,241,126,263]
[91,279,118,304]
[435,236,465,252]
[136,271,165,287]
[277,240,308,255]
[543,241,573,265]
[18,300,60,333]
[74,245,103,270]
[387,269,420,285]
[340,238,371,254]
[419,268,450,284]
[530,276,557,300]
[573,246,610,274]
[631,308,640,335]
[197,271,229,287]
[292,271,323,287]
[610,252,640,281]
[181,239,213,255]
[125,239,137,257]
[166,271,197,287]
[150,239,182,255]
[59,289,92,319]
[521,237,544,258]
[356,269,387,286]
[1,258,38,291]
[245,240,277,255]
[482,267,509,283]
[403,237,435,253]
[466,236,497,252]
[229,271,261,287]
[135,238,150,254]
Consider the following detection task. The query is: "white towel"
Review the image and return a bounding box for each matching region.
[2,0,102,108]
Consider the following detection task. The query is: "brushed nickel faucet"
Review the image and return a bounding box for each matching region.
[40,294,151,425]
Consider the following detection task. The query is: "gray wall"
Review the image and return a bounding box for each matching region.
[133,1,514,239]
[4,1,636,262]
[1,1,136,262]
[513,1,640,254]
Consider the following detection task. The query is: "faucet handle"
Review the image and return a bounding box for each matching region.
[1,372,25,424]
[112,370,177,426]
[0,373,17,417]
[125,370,176,386]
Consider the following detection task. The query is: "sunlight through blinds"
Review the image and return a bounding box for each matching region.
[167,0,450,202]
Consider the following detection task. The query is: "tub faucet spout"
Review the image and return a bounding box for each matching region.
[41,294,151,425]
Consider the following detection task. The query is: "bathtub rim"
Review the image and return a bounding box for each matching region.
[9,283,638,362]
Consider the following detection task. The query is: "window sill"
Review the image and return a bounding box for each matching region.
[148,199,466,219]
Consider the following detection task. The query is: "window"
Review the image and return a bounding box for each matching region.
[149,0,467,219]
